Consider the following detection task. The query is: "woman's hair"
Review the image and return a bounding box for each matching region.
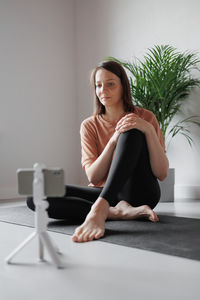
[90,60,135,115]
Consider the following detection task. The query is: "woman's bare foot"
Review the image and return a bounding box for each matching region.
[72,197,109,243]
[108,200,159,222]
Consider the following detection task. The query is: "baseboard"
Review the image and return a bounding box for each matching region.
[0,187,18,200]
[175,186,200,200]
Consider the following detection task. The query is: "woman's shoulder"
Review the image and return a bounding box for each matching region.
[134,106,155,119]
[80,115,100,135]
[81,115,98,128]
[134,106,154,115]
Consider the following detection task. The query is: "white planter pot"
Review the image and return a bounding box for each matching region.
[158,168,175,202]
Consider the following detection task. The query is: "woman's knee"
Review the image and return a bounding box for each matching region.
[124,128,144,138]
[121,128,144,140]
[118,128,145,149]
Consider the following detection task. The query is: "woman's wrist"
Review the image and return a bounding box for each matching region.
[109,137,117,148]
[110,131,120,146]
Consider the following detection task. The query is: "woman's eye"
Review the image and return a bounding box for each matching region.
[95,82,115,88]
[107,82,114,87]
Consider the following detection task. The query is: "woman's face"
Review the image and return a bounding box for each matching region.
[95,68,123,109]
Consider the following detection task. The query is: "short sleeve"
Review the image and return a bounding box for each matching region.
[80,119,99,169]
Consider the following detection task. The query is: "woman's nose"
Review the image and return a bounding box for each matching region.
[101,84,107,92]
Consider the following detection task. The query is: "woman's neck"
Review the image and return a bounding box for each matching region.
[103,107,125,122]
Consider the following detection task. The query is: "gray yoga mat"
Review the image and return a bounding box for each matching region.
[0,205,200,261]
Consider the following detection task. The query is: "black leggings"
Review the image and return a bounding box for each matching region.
[27,129,160,221]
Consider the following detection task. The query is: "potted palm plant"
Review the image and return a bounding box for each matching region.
[106,45,200,201]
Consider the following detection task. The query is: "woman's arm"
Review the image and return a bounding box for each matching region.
[116,114,169,181]
[85,131,120,185]
[143,124,169,181]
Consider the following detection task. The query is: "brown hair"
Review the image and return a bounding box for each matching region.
[90,60,135,115]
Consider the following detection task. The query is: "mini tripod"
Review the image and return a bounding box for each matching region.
[5,163,64,268]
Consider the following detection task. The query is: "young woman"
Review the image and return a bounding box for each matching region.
[27,61,169,243]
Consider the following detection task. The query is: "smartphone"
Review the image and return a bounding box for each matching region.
[17,168,65,197]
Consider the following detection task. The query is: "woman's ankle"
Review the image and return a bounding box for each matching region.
[91,197,109,219]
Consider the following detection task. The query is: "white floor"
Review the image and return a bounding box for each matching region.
[0,199,200,300]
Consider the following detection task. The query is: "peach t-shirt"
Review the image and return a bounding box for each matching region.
[80,106,165,187]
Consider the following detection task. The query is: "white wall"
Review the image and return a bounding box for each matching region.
[76,0,200,199]
[0,0,80,198]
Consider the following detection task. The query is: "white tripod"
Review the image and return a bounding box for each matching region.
[5,163,64,268]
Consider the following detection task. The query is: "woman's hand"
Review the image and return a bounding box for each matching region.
[115,113,151,134]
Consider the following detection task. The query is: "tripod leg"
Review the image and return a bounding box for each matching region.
[5,231,37,264]
[39,237,45,262]
[39,232,64,269]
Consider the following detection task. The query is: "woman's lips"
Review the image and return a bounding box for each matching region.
[101,96,111,100]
